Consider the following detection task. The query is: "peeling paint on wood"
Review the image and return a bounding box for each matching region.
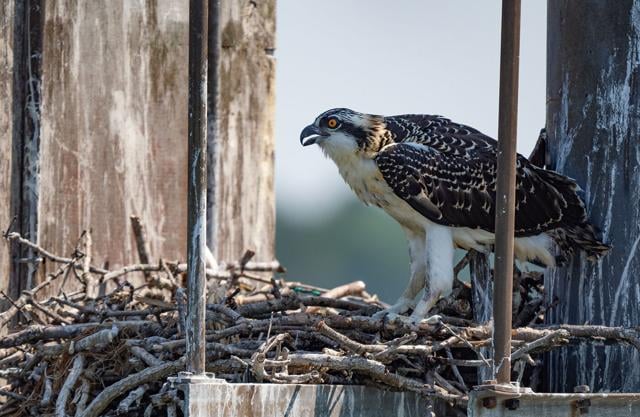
[1,0,276,300]
[546,0,640,392]
[37,1,191,294]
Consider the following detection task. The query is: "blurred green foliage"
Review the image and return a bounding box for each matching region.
[276,201,409,303]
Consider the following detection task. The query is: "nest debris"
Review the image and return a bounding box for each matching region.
[1,228,639,417]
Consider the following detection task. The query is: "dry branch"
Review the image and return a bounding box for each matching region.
[82,358,185,417]
[55,354,84,417]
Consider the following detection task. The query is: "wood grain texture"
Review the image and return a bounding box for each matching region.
[0,0,15,307]
[2,0,276,299]
[38,1,190,292]
[209,0,276,263]
[546,0,640,392]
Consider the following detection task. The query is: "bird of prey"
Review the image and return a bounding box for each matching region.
[300,108,609,323]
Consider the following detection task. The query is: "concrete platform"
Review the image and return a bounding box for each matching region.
[170,376,437,417]
[468,389,640,417]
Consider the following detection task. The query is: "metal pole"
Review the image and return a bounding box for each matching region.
[186,0,208,375]
[493,0,521,384]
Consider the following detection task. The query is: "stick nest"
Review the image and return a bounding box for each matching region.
[1,229,639,417]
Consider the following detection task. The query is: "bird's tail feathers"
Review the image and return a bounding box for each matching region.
[535,168,611,262]
[550,224,611,265]
[565,223,611,260]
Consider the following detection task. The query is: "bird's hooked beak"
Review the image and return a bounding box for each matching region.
[300,124,328,147]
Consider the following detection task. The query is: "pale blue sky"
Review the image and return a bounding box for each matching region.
[275,1,547,221]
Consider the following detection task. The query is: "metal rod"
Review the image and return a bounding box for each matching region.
[186,0,209,375]
[493,0,521,384]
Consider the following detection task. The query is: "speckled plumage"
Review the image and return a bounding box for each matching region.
[300,108,609,321]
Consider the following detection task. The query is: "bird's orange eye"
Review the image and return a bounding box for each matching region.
[327,118,338,129]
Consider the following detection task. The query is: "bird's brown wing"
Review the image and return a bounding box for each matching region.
[374,142,585,236]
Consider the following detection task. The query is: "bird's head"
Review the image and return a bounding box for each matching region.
[300,108,388,159]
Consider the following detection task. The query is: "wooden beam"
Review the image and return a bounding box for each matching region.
[208,0,276,264]
[546,0,640,391]
[1,1,276,307]
[36,3,192,296]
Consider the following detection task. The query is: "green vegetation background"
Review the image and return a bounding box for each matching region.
[276,201,408,303]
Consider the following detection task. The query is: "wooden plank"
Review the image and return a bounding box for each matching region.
[0,1,15,305]
[5,0,276,299]
[546,0,640,392]
[209,0,276,263]
[38,1,190,291]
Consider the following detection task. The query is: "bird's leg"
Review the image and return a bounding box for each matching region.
[373,231,425,320]
[409,224,454,324]
[372,267,424,319]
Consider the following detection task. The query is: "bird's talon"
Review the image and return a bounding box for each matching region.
[372,299,415,320]
[425,314,442,325]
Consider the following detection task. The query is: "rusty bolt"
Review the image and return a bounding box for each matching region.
[482,397,497,409]
[504,398,520,410]
[575,398,591,414]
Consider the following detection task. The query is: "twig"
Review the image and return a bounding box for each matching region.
[117,384,148,414]
[6,232,106,274]
[131,346,164,367]
[55,354,85,417]
[0,320,156,349]
[207,303,244,322]
[511,329,570,360]
[446,348,467,390]
[82,230,99,298]
[26,295,71,325]
[176,287,187,335]
[130,216,152,277]
[316,321,381,355]
[281,353,466,404]
[73,378,91,417]
[432,370,464,397]
[82,357,185,417]
[2,215,17,239]
[70,326,119,354]
[304,281,366,314]
[453,250,474,278]
[41,376,53,406]
[321,281,366,299]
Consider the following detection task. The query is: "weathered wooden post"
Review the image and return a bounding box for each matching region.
[0,1,276,303]
[207,1,276,264]
[546,0,640,392]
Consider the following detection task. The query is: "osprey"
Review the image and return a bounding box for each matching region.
[300,108,609,323]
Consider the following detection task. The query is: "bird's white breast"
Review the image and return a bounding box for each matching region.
[323,146,430,231]
[320,141,555,267]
